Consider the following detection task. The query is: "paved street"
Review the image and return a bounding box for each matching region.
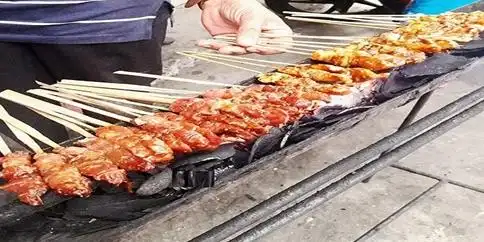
[86,2,484,242]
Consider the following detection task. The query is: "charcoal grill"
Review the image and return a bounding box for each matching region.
[1,2,484,241]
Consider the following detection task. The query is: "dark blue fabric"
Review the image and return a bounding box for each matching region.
[0,0,167,44]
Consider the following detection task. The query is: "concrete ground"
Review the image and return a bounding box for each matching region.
[103,3,484,242]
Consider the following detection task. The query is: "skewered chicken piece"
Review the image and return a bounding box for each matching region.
[257,72,353,96]
[200,85,324,123]
[311,47,407,72]
[33,152,92,197]
[277,66,353,84]
[134,113,222,154]
[170,98,269,142]
[95,126,174,165]
[404,11,484,38]
[76,138,156,172]
[0,152,48,206]
[54,146,129,186]
[347,41,427,64]
[372,32,461,53]
[277,63,388,84]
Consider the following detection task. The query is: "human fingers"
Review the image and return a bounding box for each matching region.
[198,39,248,55]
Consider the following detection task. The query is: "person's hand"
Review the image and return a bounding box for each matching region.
[188,0,293,55]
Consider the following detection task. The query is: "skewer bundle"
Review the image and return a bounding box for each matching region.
[1,11,484,207]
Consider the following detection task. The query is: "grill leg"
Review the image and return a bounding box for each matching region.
[362,91,434,183]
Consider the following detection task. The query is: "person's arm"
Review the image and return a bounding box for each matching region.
[186,0,293,55]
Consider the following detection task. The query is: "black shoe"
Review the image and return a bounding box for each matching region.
[163,37,175,46]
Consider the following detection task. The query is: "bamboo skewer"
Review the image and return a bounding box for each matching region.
[261,43,318,52]
[0,107,43,153]
[114,71,246,88]
[0,90,110,127]
[178,52,264,73]
[285,13,404,25]
[0,104,60,149]
[30,107,97,132]
[218,37,328,50]
[183,51,296,66]
[0,132,12,155]
[50,84,178,104]
[286,16,395,30]
[214,39,311,55]
[5,122,42,152]
[59,79,199,95]
[213,35,345,48]
[44,89,147,117]
[54,83,184,99]
[216,33,364,40]
[27,89,134,122]
[178,52,269,74]
[184,52,274,69]
[33,111,94,138]
[37,82,170,111]
[284,12,416,22]
[184,52,281,70]
[283,11,425,18]
[259,41,339,49]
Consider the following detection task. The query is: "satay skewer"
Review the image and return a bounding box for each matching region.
[214,39,312,55]
[213,35,342,48]
[0,107,43,153]
[0,90,110,126]
[31,108,96,131]
[178,52,269,75]
[59,79,199,95]
[286,16,396,30]
[44,89,150,117]
[33,111,95,138]
[48,84,178,104]
[27,89,133,123]
[284,12,411,24]
[178,52,265,73]
[0,132,12,155]
[36,81,170,111]
[0,104,60,149]
[216,33,364,40]
[284,12,424,19]
[0,107,128,195]
[183,51,297,66]
[114,70,247,88]
[183,52,275,69]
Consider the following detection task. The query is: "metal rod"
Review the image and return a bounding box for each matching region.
[231,100,484,242]
[362,91,434,183]
[353,181,445,242]
[190,87,484,242]
[398,91,434,130]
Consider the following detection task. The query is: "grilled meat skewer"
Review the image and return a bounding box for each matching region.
[54,147,129,186]
[33,152,92,197]
[0,152,48,206]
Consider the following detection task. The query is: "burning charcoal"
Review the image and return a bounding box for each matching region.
[376,54,474,100]
[0,190,17,207]
[2,213,49,232]
[0,192,67,227]
[136,168,173,196]
[170,144,237,169]
[64,192,179,221]
[248,128,286,163]
[450,38,484,58]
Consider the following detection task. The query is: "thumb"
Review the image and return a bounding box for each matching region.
[236,14,264,47]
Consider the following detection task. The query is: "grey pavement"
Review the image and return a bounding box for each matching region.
[94,4,484,242]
